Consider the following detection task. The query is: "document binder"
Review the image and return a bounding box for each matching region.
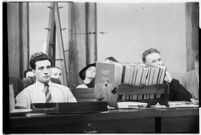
[31,101,108,114]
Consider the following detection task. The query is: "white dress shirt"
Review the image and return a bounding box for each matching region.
[15,80,77,109]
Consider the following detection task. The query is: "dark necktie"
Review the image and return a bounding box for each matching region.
[44,83,52,103]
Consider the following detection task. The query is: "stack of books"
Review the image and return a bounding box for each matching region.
[121,63,166,86]
[94,61,167,107]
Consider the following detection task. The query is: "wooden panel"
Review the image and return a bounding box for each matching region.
[71,88,96,102]
[86,3,97,64]
[60,122,92,133]
[7,2,29,78]
[31,102,107,113]
[68,3,97,88]
[161,116,199,133]
[69,3,87,88]
[185,3,199,71]
[72,88,95,99]
[10,118,154,133]
[9,108,199,133]
[21,3,29,73]
[7,3,20,77]
[10,124,63,133]
[94,118,155,133]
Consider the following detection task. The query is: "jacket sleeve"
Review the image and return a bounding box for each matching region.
[168,79,192,101]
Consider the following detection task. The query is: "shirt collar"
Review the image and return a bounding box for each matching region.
[35,80,52,89]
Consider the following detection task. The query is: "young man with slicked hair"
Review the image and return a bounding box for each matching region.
[15,52,77,109]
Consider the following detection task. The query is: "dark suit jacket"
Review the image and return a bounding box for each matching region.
[168,79,192,101]
[51,78,61,84]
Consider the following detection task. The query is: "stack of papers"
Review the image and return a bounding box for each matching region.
[168,101,199,108]
[150,103,167,108]
[118,102,147,109]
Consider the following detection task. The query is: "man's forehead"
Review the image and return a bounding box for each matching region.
[52,68,61,72]
[146,53,161,60]
[35,60,51,67]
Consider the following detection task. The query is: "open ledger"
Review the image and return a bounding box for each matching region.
[168,101,199,108]
[117,102,147,109]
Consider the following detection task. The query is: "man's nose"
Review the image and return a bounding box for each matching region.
[155,61,161,66]
[44,68,49,74]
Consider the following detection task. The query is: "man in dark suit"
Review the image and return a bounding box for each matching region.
[142,48,192,101]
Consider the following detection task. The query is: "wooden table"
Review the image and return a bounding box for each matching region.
[8,107,199,133]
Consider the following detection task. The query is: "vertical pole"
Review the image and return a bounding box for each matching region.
[46,3,56,66]
[85,2,89,65]
[185,3,199,71]
[19,2,29,78]
[54,3,68,86]
[85,3,97,64]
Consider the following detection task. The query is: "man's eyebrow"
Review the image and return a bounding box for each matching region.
[38,66,44,69]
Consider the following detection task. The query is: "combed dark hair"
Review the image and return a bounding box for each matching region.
[23,68,33,78]
[142,48,160,63]
[80,70,86,80]
[29,52,52,69]
[79,63,96,80]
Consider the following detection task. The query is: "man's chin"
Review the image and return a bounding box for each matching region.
[40,79,50,83]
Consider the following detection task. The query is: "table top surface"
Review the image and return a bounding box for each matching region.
[10,107,199,119]
[9,107,199,129]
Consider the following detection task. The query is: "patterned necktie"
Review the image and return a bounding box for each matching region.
[44,83,52,103]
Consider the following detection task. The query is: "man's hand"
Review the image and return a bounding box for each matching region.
[191,98,199,105]
[164,71,172,83]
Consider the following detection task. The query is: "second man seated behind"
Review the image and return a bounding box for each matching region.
[51,66,62,84]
